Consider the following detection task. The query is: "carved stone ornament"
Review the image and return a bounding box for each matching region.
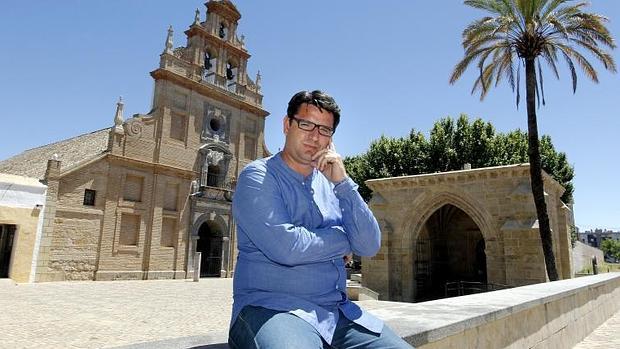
[207,150,224,165]
[125,119,144,137]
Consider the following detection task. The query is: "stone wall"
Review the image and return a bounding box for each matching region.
[359,273,620,348]
[572,241,604,274]
[363,164,573,302]
[0,206,41,282]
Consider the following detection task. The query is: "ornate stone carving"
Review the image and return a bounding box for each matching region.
[164,25,174,54]
[207,150,224,165]
[114,97,124,131]
[125,119,143,137]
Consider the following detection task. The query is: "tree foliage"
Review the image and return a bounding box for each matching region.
[345,115,574,203]
[600,239,620,261]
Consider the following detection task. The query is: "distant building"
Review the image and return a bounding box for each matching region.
[0,0,269,282]
[578,228,620,248]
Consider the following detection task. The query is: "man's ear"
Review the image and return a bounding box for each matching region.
[283,115,290,134]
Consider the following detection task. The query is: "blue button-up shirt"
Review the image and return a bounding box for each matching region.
[230,152,383,344]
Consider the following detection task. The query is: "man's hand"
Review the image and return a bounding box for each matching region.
[311,142,347,183]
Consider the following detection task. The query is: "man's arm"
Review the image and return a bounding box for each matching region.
[312,144,381,257]
[334,177,381,256]
[232,163,352,266]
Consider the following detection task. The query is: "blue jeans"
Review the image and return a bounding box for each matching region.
[228,305,413,349]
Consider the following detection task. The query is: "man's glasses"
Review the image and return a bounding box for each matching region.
[290,116,334,137]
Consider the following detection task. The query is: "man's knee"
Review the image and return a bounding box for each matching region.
[229,306,324,349]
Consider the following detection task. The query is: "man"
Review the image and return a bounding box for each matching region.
[229,90,412,348]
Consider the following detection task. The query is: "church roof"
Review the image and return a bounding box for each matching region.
[0,129,110,179]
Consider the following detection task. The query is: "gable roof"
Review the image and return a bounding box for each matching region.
[0,129,110,179]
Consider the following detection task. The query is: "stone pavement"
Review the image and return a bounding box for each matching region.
[572,310,620,349]
[0,278,233,349]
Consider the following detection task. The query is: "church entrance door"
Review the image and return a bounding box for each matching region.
[197,222,223,277]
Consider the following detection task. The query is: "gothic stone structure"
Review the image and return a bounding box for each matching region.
[0,0,268,282]
[362,164,574,302]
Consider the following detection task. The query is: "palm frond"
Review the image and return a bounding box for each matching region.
[452,0,617,103]
[557,43,599,83]
[558,47,578,92]
[541,45,560,79]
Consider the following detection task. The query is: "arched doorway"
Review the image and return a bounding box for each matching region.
[414,204,486,301]
[197,221,223,277]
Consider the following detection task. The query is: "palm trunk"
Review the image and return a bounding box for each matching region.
[524,58,559,281]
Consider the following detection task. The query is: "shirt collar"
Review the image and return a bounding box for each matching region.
[275,151,316,183]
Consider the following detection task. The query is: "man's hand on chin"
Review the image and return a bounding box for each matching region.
[311,143,347,184]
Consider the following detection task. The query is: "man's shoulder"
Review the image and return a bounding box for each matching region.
[239,154,279,178]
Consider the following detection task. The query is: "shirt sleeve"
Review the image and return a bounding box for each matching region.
[232,163,352,266]
[333,177,381,256]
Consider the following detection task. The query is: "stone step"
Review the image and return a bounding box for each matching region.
[350,273,362,282]
[346,280,379,301]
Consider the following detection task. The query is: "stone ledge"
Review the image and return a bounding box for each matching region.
[360,272,620,347]
[122,273,619,348]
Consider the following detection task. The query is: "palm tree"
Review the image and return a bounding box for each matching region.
[450,0,616,281]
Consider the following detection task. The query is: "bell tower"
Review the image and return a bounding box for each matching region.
[148,0,269,278]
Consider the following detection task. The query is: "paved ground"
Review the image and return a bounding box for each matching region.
[0,278,232,349]
[1,278,618,348]
[573,310,620,349]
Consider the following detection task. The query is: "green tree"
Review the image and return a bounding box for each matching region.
[600,239,620,261]
[449,0,616,281]
[345,131,429,200]
[345,116,574,204]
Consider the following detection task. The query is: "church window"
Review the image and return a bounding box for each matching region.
[207,165,221,187]
[209,117,221,132]
[83,189,96,206]
[226,62,236,81]
[204,51,213,71]
[123,175,144,202]
[119,213,139,246]
[219,22,228,39]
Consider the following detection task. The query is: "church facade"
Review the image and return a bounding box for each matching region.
[0,0,268,282]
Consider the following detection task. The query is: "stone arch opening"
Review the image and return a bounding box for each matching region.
[203,47,218,78]
[414,204,487,301]
[197,220,224,277]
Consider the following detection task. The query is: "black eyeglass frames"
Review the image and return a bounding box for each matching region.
[289,116,334,137]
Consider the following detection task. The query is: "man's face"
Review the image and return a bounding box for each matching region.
[282,103,334,174]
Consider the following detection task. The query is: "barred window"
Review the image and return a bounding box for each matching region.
[83,189,96,206]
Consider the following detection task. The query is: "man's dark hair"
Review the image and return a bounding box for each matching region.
[286,90,341,130]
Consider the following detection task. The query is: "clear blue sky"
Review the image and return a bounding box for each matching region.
[1,1,618,231]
